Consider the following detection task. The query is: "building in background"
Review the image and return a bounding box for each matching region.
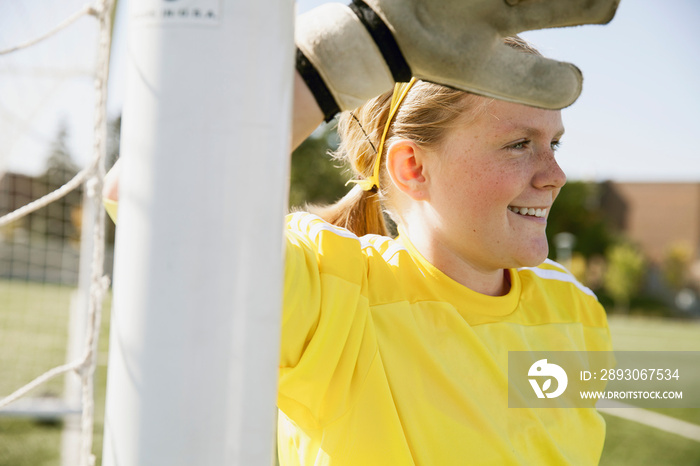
[0,171,115,284]
[602,182,700,264]
[600,181,700,314]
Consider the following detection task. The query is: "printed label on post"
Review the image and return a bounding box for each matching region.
[131,0,222,27]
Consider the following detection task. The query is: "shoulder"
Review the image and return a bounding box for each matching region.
[516,258,608,328]
[285,211,401,281]
[285,211,385,255]
[517,258,596,299]
[286,211,370,246]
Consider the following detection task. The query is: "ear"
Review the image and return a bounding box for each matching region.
[386,139,429,201]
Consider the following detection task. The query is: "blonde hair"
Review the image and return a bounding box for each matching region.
[309,37,541,237]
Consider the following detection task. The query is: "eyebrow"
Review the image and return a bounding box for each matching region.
[501,123,566,139]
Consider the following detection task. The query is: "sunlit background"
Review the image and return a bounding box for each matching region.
[1,1,699,465]
[2,0,699,180]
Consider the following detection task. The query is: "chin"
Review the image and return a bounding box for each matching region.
[513,243,549,268]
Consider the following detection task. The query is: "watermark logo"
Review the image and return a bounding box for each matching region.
[528,359,568,398]
[509,351,698,409]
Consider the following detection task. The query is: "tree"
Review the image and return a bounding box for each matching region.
[107,114,121,170]
[661,242,693,292]
[603,242,646,313]
[32,122,82,241]
[44,121,79,187]
[289,124,349,208]
[546,181,614,261]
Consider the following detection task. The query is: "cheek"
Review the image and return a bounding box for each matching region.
[436,144,522,218]
[463,166,520,214]
[443,165,492,214]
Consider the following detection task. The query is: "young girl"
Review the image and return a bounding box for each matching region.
[105,3,617,464]
[277,49,611,466]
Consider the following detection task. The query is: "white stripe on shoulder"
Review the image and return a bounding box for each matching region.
[361,234,390,250]
[287,212,306,231]
[544,258,571,273]
[293,212,374,249]
[519,265,596,298]
[309,221,359,241]
[381,243,408,262]
[360,234,407,261]
[290,212,407,255]
[299,212,321,233]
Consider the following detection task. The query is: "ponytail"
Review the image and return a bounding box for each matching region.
[308,185,388,237]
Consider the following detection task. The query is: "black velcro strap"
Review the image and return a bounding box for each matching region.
[349,0,411,83]
[296,48,340,123]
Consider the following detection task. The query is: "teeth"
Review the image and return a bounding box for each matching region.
[508,206,547,218]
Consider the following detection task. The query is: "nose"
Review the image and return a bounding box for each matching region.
[532,150,566,190]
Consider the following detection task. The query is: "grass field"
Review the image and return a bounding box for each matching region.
[0,282,698,465]
[599,315,700,465]
[0,280,110,466]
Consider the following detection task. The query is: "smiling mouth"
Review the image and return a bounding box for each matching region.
[507,206,548,218]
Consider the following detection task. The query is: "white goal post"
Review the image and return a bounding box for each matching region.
[102,0,293,464]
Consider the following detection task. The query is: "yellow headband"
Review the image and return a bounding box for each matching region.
[348,77,417,192]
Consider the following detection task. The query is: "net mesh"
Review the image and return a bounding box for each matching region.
[0,1,115,464]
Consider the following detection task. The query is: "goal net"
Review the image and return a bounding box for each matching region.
[0,1,115,465]
[2,0,293,464]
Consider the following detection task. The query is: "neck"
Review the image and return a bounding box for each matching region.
[401,224,510,297]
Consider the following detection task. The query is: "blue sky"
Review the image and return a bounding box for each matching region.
[1,0,698,182]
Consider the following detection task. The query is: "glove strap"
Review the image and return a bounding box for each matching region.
[296,48,340,122]
[295,1,411,122]
[348,0,412,83]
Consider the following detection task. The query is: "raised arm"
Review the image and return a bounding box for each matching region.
[291,71,325,149]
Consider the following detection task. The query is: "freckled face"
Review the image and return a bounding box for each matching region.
[424,98,566,271]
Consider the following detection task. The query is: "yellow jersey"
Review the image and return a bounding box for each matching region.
[279,212,612,466]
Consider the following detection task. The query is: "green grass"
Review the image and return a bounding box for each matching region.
[0,280,111,466]
[599,315,700,465]
[1,282,698,465]
[607,315,700,425]
[607,315,700,352]
[600,413,700,466]
[0,418,62,466]
[0,281,75,396]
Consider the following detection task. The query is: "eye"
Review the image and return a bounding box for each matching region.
[506,139,530,151]
[551,140,562,151]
